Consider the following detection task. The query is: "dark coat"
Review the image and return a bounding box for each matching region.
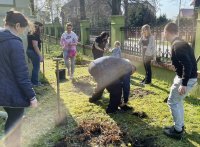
[0,28,36,107]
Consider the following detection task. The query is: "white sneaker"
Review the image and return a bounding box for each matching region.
[70,74,74,80]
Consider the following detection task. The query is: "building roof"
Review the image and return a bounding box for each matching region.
[180,9,194,18]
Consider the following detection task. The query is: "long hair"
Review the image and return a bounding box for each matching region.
[30,21,43,35]
[141,24,151,37]
[99,31,109,40]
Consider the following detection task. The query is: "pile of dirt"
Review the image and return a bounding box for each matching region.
[54,120,158,147]
[54,120,124,146]
[130,88,156,98]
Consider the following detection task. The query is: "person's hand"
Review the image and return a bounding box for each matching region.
[40,55,44,62]
[30,98,38,108]
[178,85,187,95]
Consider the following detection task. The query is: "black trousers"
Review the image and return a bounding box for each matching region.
[106,80,122,111]
[92,49,104,59]
[143,56,152,83]
[3,107,24,147]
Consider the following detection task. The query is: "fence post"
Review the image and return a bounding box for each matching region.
[111,15,125,48]
[195,8,200,70]
[80,20,90,45]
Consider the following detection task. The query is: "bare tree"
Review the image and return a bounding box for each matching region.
[111,0,122,15]
[124,0,128,26]
[79,0,86,20]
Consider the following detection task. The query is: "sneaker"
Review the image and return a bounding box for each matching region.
[163,126,183,140]
[70,74,74,80]
[164,125,185,132]
[120,105,133,111]
[106,108,121,114]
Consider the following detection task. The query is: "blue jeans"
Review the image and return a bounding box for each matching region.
[122,73,131,103]
[27,49,40,85]
[167,76,197,131]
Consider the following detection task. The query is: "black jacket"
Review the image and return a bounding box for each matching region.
[0,28,36,107]
[171,37,197,86]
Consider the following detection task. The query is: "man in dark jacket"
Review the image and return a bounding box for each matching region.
[88,56,136,113]
[163,22,198,140]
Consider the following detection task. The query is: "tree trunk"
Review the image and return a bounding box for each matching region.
[112,0,121,15]
[124,0,128,26]
[79,0,86,20]
[30,0,35,15]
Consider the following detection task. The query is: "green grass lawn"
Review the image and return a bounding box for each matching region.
[0,43,199,147]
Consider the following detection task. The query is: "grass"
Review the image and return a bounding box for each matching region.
[0,43,199,147]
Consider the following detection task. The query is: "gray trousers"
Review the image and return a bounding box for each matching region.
[63,50,75,75]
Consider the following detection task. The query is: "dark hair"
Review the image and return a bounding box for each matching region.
[5,10,29,28]
[99,31,109,39]
[33,21,43,35]
[34,21,43,27]
[164,22,178,34]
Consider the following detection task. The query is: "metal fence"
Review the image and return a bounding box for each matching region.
[89,25,111,44]
[120,26,196,63]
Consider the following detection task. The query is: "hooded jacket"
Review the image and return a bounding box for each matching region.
[0,28,36,107]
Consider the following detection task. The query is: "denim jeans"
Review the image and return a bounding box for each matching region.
[27,49,40,85]
[167,76,197,132]
[122,73,131,103]
[63,50,75,75]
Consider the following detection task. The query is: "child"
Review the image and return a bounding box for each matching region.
[111,41,121,58]
[111,41,133,111]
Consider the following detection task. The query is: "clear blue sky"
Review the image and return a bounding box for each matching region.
[157,0,193,20]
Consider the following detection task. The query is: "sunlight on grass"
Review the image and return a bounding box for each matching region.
[0,43,199,147]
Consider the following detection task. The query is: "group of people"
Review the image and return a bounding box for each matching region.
[0,9,198,147]
[88,23,198,141]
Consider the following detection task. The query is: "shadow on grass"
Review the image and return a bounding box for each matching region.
[185,96,200,106]
[19,73,92,147]
[72,77,94,96]
[72,75,199,147]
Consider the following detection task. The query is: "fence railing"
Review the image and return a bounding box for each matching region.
[120,26,196,63]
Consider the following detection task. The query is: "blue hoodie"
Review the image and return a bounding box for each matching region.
[0,28,36,107]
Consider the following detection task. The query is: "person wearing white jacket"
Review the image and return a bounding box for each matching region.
[138,24,156,84]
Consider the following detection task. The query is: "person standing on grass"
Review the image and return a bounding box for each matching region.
[163,22,197,140]
[138,24,155,85]
[110,41,133,111]
[0,10,38,147]
[92,31,109,59]
[60,22,78,79]
[27,21,44,86]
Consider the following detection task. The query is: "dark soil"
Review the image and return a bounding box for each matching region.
[54,120,158,147]
[130,88,156,99]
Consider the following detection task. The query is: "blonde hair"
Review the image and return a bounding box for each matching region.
[66,22,72,28]
[141,24,151,36]
[114,41,121,47]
